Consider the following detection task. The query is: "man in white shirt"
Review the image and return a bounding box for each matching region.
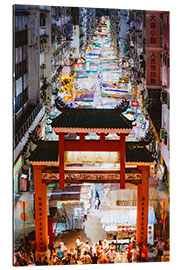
[106,248,117,263]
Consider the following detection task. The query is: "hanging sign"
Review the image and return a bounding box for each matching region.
[131,100,139,107]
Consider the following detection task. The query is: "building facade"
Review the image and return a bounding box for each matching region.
[13,5,45,197]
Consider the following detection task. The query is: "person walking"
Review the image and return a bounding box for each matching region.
[95,197,99,209]
[156,239,165,262]
[75,236,83,259]
[97,197,101,209]
[95,190,99,199]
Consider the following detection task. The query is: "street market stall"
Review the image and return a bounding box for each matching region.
[56,200,85,233]
[101,206,157,251]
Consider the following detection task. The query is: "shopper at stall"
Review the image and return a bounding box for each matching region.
[156,239,165,262]
[106,247,117,263]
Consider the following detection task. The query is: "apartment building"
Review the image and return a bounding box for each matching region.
[13,5,45,197]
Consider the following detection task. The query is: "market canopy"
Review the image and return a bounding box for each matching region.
[100,206,157,226]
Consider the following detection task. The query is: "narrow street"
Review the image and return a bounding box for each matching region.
[13,6,170,266]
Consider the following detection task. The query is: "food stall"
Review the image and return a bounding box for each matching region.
[101,206,157,251]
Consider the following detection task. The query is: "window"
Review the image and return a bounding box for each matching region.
[162,91,167,104]
[40,14,46,27]
[22,45,28,60]
[16,47,22,64]
[15,77,22,96]
[164,131,168,145]
[23,73,28,89]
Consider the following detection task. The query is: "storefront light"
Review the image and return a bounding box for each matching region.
[14,156,23,177]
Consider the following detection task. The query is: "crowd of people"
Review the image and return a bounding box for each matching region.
[14,237,122,266]
[14,234,168,266]
[125,242,148,263]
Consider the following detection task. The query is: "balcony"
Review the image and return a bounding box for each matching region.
[14,102,42,149]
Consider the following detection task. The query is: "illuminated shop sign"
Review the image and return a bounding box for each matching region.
[74,63,85,70]
[65,152,119,164]
[14,155,23,177]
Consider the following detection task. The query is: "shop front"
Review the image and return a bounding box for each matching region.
[101,206,157,251]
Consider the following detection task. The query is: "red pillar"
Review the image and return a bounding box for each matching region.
[59,133,65,189]
[33,165,49,258]
[120,133,126,189]
[100,133,105,141]
[48,217,56,246]
[136,166,149,246]
[79,133,85,142]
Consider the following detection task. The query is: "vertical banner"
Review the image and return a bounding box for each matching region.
[146,12,161,47]
[146,51,161,86]
[146,11,161,86]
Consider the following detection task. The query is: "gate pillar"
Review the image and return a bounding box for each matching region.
[136,166,149,245]
[33,165,49,259]
[120,133,126,189]
[59,133,65,189]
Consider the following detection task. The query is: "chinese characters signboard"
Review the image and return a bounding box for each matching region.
[146,12,161,86]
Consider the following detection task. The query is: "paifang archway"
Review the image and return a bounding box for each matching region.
[29,99,154,258]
